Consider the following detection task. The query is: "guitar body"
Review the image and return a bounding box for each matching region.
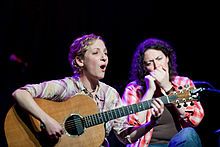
[4,94,105,147]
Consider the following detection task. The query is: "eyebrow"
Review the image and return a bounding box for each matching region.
[145,55,162,62]
[146,59,154,62]
[93,47,107,52]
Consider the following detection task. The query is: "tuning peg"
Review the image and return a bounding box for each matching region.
[176,100,181,108]
[177,103,181,108]
[191,94,200,101]
[190,101,194,106]
[184,84,190,89]
[178,86,183,90]
[183,99,188,107]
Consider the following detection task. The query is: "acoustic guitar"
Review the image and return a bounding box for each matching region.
[4,87,203,147]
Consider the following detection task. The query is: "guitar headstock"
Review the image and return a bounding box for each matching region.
[169,86,204,107]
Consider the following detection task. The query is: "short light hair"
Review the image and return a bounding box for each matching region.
[68,33,102,75]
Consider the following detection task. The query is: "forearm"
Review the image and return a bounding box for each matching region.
[12,89,50,123]
[142,89,154,101]
[127,119,157,143]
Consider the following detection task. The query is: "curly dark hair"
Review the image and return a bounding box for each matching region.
[68,33,102,75]
[129,38,178,87]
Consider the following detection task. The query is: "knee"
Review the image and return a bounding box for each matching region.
[180,127,198,139]
[169,127,202,147]
[180,127,201,146]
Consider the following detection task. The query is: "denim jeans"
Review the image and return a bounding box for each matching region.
[149,144,168,147]
[168,127,202,147]
[149,127,202,147]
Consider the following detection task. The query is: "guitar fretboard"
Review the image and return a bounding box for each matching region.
[83,94,177,128]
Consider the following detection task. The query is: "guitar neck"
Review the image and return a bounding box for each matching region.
[83,94,177,128]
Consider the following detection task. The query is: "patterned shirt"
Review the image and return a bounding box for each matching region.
[20,76,130,145]
[122,76,205,147]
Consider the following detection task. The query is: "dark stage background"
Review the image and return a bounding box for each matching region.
[0,0,219,146]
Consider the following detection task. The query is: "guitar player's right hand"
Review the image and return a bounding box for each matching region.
[43,117,64,139]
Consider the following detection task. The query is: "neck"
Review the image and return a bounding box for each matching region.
[80,75,98,92]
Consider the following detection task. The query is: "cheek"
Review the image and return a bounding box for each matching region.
[163,59,169,67]
[106,58,109,64]
[161,62,168,67]
[89,60,98,69]
[145,66,154,72]
[84,57,97,68]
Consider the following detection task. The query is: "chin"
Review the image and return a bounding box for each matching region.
[99,76,105,80]
[98,74,105,80]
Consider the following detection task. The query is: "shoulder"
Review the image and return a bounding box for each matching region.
[99,81,118,94]
[98,81,122,105]
[62,76,77,83]
[22,76,76,87]
[124,81,142,91]
[172,76,194,88]
[173,75,192,81]
[122,81,143,99]
[43,77,75,86]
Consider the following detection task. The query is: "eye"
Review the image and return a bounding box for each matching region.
[144,61,152,66]
[92,51,98,54]
[156,56,163,61]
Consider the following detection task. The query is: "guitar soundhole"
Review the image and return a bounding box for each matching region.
[64,114,84,136]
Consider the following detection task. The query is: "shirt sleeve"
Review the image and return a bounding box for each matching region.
[121,82,150,126]
[20,78,71,101]
[173,76,205,127]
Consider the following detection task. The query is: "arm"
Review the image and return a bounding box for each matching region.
[126,98,164,143]
[12,88,64,138]
[120,76,164,143]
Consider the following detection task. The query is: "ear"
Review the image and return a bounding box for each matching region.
[75,56,84,68]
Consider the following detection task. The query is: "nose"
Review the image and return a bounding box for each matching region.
[153,60,160,69]
[101,53,107,61]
